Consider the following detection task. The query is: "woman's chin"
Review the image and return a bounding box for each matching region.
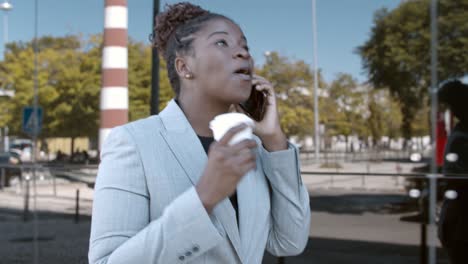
[222,92,249,104]
[234,94,250,105]
[218,89,251,106]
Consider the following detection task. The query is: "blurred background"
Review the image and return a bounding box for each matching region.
[0,0,467,263]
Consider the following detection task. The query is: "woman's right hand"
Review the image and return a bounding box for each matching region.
[196,124,257,214]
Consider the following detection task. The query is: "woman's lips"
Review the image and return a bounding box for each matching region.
[233,73,252,81]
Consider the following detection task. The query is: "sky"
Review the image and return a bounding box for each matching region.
[0,0,401,83]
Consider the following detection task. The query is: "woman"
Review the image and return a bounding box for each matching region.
[438,80,468,264]
[88,2,310,263]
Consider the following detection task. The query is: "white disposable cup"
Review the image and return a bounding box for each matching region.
[209,113,255,145]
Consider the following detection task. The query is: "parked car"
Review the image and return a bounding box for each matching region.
[0,152,22,188]
[10,141,32,162]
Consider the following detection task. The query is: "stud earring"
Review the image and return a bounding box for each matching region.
[185,73,193,79]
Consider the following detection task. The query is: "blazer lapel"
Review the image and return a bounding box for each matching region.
[212,199,243,261]
[158,99,244,262]
[237,168,257,257]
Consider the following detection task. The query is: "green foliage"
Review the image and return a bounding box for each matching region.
[0,34,413,144]
[327,73,367,137]
[0,35,101,139]
[115,38,174,122]
[367,89,403,142]
[128,41,151,121]
[358,0,467,139]
[0,35,174,140]
[157,59,175,111]
[256,52,326,138]
[127,40,174,121]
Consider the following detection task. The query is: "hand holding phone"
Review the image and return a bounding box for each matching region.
[238,85,268,122]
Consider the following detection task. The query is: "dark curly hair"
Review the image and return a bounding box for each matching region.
[438,80,468,122]
[153,2,234,96]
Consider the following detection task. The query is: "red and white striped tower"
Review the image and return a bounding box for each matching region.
[100,0,129,149]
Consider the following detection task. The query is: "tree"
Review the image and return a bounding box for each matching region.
[367,88,403,145]
[127,40,174,121]
[127,41,152,121]
[47,36,101,147]
[256,52,327,139]
[0,34,177,151]
[0,35,101,148]
[327,73,368,150]
[358,0,468,139]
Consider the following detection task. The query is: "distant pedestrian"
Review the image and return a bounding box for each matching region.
[437,80,468,264]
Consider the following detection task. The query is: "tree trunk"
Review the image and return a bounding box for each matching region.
[345,136,349,153]
[401,103,415,148]
[71,137,75,155]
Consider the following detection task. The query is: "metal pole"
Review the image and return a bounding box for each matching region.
[420,189,427,264]
[52,172,56,196]
[32,0,40,263]
[0,0,12,55]
[0,167,4,188]
[150,0,160,115]
[428,0,438,263]
[312,0,320,163]
[17,166,22,194]
[75,189,80,223]
[3,5,7,47]
[3,126,8,153]
[2,2,11,152]
[23,177,30,221]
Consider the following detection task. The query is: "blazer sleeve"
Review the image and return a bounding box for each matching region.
[88,126,223,264]
[259,142,311,256]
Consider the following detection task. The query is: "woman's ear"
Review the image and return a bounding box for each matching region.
[175,57,194,79]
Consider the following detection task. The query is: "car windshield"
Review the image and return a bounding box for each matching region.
[11,143,32,150]
[0,155,10,163]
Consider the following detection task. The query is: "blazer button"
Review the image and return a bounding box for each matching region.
[185,251,192,257]
[178,255,185,261]
[192,245,200,252]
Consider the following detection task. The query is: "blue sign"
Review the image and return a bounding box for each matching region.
[23,106,43,136]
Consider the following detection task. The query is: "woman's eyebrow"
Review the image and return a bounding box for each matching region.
[207,31,228,39]
[206,31,248,42]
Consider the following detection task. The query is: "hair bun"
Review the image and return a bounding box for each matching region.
[154,2,209,56]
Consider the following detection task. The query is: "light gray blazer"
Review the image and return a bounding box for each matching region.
[88,99,311,264]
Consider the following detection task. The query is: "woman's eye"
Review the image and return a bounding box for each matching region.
[216,40,228,47]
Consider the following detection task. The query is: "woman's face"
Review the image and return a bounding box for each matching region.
[185,18,254,105]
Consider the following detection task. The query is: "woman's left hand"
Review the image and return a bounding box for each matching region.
[234,74,288,151]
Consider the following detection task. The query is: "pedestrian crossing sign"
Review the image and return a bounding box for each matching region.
[22,106,43,136]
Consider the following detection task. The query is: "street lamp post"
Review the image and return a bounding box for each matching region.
[312,0,320,163]
[31,1,39,263]
[0,1,12,47]
[0,0,12,153]
[428,1,438,263]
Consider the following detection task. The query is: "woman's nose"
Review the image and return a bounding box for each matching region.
[234,47,250,60]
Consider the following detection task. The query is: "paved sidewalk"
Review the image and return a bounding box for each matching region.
[0,160,450,264]
[0,179,93,217]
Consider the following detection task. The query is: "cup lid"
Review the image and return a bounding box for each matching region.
[209,113,254,130]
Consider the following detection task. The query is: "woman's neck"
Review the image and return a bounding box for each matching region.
[178,93,230,137]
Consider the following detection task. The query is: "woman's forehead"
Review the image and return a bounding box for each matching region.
[198,19,246,41]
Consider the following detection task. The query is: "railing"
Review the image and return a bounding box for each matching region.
[300,149,415,164]
[274,171,468,264]
[1,163,467,264]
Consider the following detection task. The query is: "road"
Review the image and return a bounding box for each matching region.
[0,160,451,263]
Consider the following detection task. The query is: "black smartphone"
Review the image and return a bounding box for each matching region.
[238,85,268,122]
